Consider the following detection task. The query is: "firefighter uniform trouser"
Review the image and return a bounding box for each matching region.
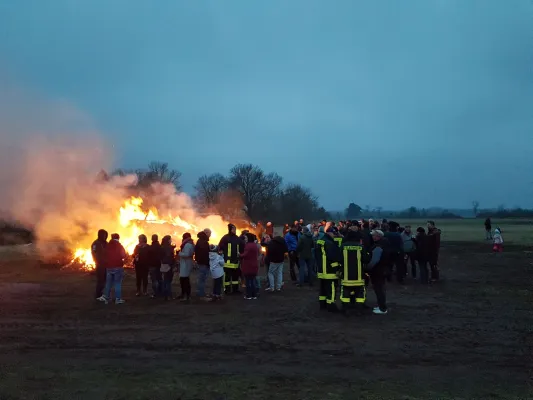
[318,278,337,306]
[339,283,366,307]
[223,266,240,293]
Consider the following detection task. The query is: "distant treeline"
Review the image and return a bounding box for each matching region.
[0,222,33,245]
[476,207,533,219]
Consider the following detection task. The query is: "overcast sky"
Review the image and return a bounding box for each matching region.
[1,0,532,210]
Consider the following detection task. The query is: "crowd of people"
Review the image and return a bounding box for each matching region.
[90,218,444,315]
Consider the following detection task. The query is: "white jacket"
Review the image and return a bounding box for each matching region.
[493,232,504,244]
[209,252,225,279]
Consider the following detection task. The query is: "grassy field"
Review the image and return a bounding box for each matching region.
[0,219,531,399]
[392,218,533,245]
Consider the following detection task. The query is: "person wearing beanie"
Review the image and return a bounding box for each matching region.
[315,227,343,312]
[208,244,225,301]
[177,233,194,301]
[98,233,127,305]
[413,227,429,283]
[195,230,210,298]
[492,227,503,252]
[218,223,245,294]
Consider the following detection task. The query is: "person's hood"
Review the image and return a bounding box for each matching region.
[306,224,312,231]
[97,229,108,241]
[197,231,209,242]
[303,231,313,238]
[151,240,160,246]
[495,228,501,234]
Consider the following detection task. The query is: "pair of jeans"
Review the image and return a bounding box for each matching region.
[213,276,223,296]
[149,267,162,296]
[196,265,210,297]
[288,251,299,282]
[162,271,174,298]
[418,259,429,284]
[104,267,124,300]
[244,274,257,298]
[393,252,406,283]
[405,252,417,278]
[180,276,191,298]
[370,270,387,311]
[268,262,284,290]
[95,264,107,298]
[299,258,314,285]
[135,266,149,293]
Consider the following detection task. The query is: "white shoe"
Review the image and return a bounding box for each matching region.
[373,307,380,311]
[373,308,388,315]
[115,299,126,304]
[265,288,274,292]
[252,297,257,300]
[97,296,108,304]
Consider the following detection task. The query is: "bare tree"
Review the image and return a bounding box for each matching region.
[228,164,282,221]
[472,200,480,217]
[138,162,182,190]
[279,184,320,222]
[194,173,228,208]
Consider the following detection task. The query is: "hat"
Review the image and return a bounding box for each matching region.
[302,226,310,233]
[209,244,218,252]
[111,233,120,240]
[266,222,272,226]
[228,223,236,232]
[203,228,212,237]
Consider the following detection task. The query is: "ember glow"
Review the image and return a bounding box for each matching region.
[70,196,241,270]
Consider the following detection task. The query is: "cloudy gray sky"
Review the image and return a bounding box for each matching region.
[1,0,532,210]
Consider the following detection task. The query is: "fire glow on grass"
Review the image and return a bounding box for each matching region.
[70,196,242,270]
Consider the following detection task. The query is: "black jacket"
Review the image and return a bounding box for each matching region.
[133,243,151,269]
[148,241,162,268]
[267,236,288,263]
[91,239,107,268]
[195,232,210,266]
[218,233,244,266]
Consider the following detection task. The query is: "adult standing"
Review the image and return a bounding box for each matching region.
[132,234,150,296]
[427,221,442,282]
[195,230,210,298]
[161,235,176,301]
[265,236,288,292]
[296,226,315,286]
[218,224,245,294]
[148,234,163,298]
[366,230,390,314]
[484,217,492,240]
[401,226,417,278]
[91,229,108,300]
[98,233,127,304]
[177,233,194,301]
[284,224,301,284]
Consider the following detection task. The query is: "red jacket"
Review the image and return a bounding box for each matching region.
[240,242,259,276]
[105,239,126,268]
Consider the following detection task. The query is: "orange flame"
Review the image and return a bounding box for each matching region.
[70,196,244,270]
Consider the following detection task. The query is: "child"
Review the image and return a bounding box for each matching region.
[209,244,225,301]
[493,228,503,252]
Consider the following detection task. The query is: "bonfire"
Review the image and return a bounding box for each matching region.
[67,196,253,270]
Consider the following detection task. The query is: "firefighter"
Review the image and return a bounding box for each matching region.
[218,223,244,294]
[339,229,370,314]
[332,227,344,248]
[315,227,342,312]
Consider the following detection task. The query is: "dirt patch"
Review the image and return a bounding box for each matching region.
[0,242,531,400]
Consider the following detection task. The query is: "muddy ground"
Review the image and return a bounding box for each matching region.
[0,241,531,400]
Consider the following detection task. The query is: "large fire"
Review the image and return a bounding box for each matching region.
[70,196,242,270]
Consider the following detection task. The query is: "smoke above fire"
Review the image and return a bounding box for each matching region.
[0,81,244,268]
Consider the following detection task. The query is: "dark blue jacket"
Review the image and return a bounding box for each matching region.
[284,231,300,252]
[385,232,403,253]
